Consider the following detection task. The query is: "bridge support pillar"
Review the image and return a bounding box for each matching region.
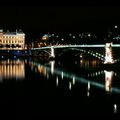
[104,43,114,64]
[50,46,55,58]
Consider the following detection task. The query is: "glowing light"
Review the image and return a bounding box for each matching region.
[87,91,90,97]
[61,71,63,80]
[113,104,117,113]
[114,25,118,28]
[52,34,54,36]
[14,56,16,58]
[56,77,59,86]
[80,55,82,58]
[104,70,113,92]
[50,61,55,74]
[73,36,75,39]
[42,34,49,40]
[72,76,75,85]
[0,59,25,80]
[95,72,98,76]
[88,34,91,37]
[88,82,90,90]
[104,43,114,64]
[69,82,72,90]
[80,60,83,63]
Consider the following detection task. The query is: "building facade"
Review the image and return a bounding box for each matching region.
[0,29,25,50]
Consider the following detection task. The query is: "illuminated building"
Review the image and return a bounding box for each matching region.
[0,29,25,50]
[42,34,49,40]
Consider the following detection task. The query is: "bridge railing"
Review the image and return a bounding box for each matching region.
[31,44,120,50]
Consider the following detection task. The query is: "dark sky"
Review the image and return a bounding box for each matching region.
[1,1,120,34]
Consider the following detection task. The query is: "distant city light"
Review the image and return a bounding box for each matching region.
[52,34,54,36]
[88,34,91,37]
[42,34,49,40]
[114,25,118,28]
[73,36,75,39]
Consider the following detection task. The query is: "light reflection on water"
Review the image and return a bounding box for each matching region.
[30,58,120,115]
[0,58,120,116]
[31,59,120,94]
[33,61,120,93]
[0,59,25,81]
[104,70,113,93]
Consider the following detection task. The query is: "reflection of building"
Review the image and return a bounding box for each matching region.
[37,65,46,76]
[0,59,25,80]
[0,29,25,50]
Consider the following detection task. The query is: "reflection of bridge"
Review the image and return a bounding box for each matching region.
[31,44,120,64]
[30,60,120,94]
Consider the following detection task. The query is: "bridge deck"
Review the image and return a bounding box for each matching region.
[31,44,120,50]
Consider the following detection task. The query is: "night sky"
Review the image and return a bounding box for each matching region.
[1,1,120,36]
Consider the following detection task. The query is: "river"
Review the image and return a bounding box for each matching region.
[0,57,120,119]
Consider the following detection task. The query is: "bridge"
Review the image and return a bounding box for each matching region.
[31,43,120,64]
[31,44,120,50]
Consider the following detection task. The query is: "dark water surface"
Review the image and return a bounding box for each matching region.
[0,57,120,119]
